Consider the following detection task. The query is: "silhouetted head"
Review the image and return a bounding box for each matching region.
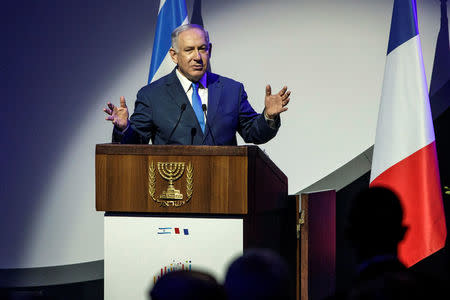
[149,270,225,300]
[346,186,408,262]
[224,248,292,300]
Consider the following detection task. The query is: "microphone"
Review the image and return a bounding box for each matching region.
[190,127,197,145]
[167,103,187,144]
[202,104,216,145]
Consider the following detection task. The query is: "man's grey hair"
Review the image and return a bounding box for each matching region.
[171,24,210,52]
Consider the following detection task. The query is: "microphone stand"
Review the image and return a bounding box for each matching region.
[166,103,187,144]
[202,104,216,145]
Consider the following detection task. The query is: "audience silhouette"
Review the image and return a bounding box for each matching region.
[149,187,448,300]
[328,186,448,300]
[149,269,225,300]
[346,186,407,279]
[224,248,293,300]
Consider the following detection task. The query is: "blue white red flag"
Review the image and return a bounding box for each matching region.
[370,0,447,267]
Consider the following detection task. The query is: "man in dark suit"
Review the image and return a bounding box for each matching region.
[103,24,290,145]
[326,187,448,300]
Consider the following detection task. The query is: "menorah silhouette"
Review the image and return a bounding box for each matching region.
[157,162,185,200]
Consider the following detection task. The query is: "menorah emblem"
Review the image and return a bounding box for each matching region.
[157,162,185,200]
[148,160,194,207]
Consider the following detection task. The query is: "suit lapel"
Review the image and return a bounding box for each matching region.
[165,69,204,139]
[165,69,190,108]
[203,72,222,143]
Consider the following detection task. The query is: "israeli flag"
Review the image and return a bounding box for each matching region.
[148,0,188,83]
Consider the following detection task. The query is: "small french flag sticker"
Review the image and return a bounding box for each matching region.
[173,228,189,235]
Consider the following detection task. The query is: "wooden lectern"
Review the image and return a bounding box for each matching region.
[96,144,297,300]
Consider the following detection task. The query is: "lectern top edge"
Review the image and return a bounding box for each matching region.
[96,143,258,156]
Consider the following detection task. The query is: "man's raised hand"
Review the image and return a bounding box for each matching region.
[104,96,129,130]
[264,85,291,119]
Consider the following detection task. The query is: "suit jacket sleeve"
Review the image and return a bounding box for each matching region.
[237,83,280,144]
[111,88,153,144]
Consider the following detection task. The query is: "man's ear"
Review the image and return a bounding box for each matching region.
[169,48,178,64]
[208,43,212,58]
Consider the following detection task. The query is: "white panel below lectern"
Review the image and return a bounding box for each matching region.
[104,215,243,300]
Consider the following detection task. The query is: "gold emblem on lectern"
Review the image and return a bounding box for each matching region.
[148,160,193,207]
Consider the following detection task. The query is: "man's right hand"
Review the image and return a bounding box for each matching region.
[104,96,129,131]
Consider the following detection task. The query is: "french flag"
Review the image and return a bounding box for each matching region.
[148,0,188,83]
[370,0,447,267]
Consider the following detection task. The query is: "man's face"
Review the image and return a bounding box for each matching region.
[170,28,211,82]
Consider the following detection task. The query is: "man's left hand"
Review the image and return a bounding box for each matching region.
[264,85,291,119]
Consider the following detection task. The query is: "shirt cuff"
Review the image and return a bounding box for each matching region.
[121,124,130,133]
[263,112,277,129]
[114,123,130,134]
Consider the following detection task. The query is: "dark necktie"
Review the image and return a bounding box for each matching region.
[191,82,205,133]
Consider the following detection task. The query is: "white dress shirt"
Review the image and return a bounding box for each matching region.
[174,68,276,127]
[175,69,208,114]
